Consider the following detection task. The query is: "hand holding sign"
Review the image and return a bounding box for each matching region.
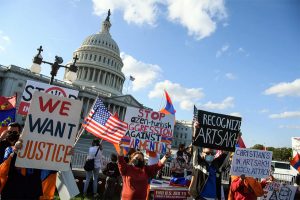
[193,109,242,152]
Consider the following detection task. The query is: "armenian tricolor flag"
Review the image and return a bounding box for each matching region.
[160,90,176,115]
[291,152,300,172]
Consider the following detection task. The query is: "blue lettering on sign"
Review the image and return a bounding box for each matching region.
[28,114,76,139]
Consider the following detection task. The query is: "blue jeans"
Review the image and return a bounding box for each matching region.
[83,167,100,194]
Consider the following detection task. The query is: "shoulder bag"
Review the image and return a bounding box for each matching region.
[84,146,100,171]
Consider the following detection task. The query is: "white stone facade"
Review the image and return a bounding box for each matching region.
[172,120,193,148]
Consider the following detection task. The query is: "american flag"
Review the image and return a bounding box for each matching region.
[82,98,128,144]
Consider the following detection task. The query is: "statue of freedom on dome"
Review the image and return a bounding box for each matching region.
[106,9,111,22]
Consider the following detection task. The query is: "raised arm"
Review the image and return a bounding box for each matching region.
[146,152,171,178]
[117,143,128,175]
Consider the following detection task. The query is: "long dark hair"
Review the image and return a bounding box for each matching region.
[92,139,100,146]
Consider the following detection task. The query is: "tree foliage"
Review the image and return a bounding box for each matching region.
[250,144,292,161]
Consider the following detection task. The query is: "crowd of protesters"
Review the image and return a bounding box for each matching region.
[0,120,299,200]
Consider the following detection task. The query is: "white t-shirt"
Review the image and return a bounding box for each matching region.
[87,146,103,169]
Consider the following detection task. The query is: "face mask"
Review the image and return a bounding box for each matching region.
[132,159,144,168]
[205,155,214,163]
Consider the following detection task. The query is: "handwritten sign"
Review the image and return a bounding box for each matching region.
[154,190,189,200]
[18,80,78,115]
[193,109,242,151]
[16,92,82,171]
[123,107,175,154]
[259,182,296,200]
[230,148,273,179]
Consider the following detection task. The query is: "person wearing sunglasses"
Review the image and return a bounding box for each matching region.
[189,122,230,200]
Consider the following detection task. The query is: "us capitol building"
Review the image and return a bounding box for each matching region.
[0,13,144,124]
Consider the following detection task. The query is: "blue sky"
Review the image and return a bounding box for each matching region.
[0,0,299,148]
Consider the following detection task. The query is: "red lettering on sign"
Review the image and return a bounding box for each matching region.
[59,101,71,116]
[38,96,71,116]
[39,97,61,113]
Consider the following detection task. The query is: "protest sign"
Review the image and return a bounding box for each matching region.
[292,137,300,157]
[230,148,273,179]
[193,109,242,151]
[154,190,189,200]
[123,107,175,154]
[56,169,80,199]
[18,80,78,115]
[259,181,297,200]
[16,91,82,171]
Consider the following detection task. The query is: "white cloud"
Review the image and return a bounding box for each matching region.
[223,22,229,27]
[92,0,159,25]
[264,79,300,97]
[279,125,300,130]
[0,31,11,52]
[269,111,300,119]
[229,112,242,117]
[92,0,227,39]
[121,52,162,91]
[167,0,227,40]
[225,73,236,80]
[200,97,234,110]
[148,80,205,110]
[259,109,269,113]
[216,44,229,57]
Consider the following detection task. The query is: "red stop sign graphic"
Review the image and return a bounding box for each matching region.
[45,87,67,97]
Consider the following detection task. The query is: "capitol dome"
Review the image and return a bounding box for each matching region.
[65,11,125,96]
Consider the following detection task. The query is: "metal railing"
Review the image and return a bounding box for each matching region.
[71,152,297,186]
[71,152,172,177]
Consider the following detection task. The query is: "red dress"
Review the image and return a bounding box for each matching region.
[118,156,164,200]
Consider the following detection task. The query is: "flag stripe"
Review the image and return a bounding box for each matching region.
[82,98,127,144]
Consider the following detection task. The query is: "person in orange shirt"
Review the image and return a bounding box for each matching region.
[230,174,264,200]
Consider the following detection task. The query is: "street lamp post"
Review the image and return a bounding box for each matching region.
[30,46,78,85]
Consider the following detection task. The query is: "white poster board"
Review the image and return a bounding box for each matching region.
[56,169,80,199]
[123,107,175,153]
[259,181,297,200]
[230,148,273,179]
[18,80,79,115]
[292,137,300,157]
[16,91,82,171]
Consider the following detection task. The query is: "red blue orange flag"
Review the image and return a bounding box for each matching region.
[291,152,300,173]
[160,90,176,115]
[0,95,16,133]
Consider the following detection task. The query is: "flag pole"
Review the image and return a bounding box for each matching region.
[74,95,99,145]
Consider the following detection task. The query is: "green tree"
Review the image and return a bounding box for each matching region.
[251,144,264,150]
[252,145,292,161]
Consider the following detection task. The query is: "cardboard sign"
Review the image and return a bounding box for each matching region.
[18,80,78,115]
[292,137,300,157]
[230,148,273,179]
[259,182,297,200]
[193,109,242,151]
[154,190,189,200]
[16,92,82,171]
[123,107,175,153]
[56,169,80,199]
